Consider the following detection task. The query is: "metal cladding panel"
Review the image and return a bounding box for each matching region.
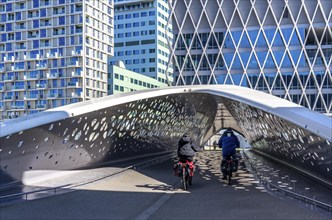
[0,85,331,187]
[223,99,332,185]
[0,93,217,185]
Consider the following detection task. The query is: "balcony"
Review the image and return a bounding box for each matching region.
[71,71,82,77]
[71,50,83,56]
[4,96,14,101]
[11,105,25,110]
[15,5,26,10]
[23,54,41,61]
[68,61,82,67]
[3,76,14,81]
[15,45,27,50]
[36,104,46,109]
[40,21,52,27]
[36,64,48,69]
[36,84,47,89]
[53,31,65,36]
[4,57,15,63]
[27,74,40,79]
[27,34,38,39]
[71,92,83,98]
[40,0,52,7]
[15,24,26,30]
[67,82,79,88]
[47,52,60,58]
[11,85,25,91]
[48,93,58,99]
[24,95,38,100]
[47,73,58,78]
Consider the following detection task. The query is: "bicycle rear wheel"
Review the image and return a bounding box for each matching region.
[228,166,232,185]
[182,167,187,190]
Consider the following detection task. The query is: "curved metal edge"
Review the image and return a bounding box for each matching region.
[1,85,331,141]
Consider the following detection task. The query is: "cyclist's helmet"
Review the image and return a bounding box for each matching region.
[182,133,191,142]
[225,128,233,137]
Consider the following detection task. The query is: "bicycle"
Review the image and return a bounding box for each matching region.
[176,160,194,190]
[222,156,238,185]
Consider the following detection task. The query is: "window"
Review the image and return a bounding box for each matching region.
[125,60,132,65]
[59,16,65,25]
[59,37,65,46]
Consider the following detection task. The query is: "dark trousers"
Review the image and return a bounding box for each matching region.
[179,155,193,163]
[221,154,237,177]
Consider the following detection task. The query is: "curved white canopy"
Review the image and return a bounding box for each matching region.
[1,85,331,141]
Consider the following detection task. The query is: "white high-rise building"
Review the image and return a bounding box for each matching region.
[0,0,114,120]
[169,0,332,115]
[111,0,173,85]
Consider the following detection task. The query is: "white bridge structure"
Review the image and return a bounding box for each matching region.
[1,85,331,187]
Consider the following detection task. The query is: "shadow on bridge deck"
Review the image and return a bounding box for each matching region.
[0,151,330,220]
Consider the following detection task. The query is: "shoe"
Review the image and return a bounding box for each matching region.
[222,176,227,180]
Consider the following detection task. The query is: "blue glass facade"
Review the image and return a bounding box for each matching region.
[111,0,173,85]
[170,0,332,114]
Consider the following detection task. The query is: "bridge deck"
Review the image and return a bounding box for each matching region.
[0,151,330,220]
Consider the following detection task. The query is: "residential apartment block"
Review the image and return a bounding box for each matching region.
[0,0,114,120]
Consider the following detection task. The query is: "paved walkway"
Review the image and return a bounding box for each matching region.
[0,151,330,220]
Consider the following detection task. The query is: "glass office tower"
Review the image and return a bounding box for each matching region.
[111,0,173,85]
[0,0,114,120]
[169,0,331,115]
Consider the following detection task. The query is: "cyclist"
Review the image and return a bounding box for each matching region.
[177,133,200,162]
[218,128,240,180]
[175,133,200,176]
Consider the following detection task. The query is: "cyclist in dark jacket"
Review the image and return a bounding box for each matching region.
[177,133,200,163]
[218,128,240,179]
